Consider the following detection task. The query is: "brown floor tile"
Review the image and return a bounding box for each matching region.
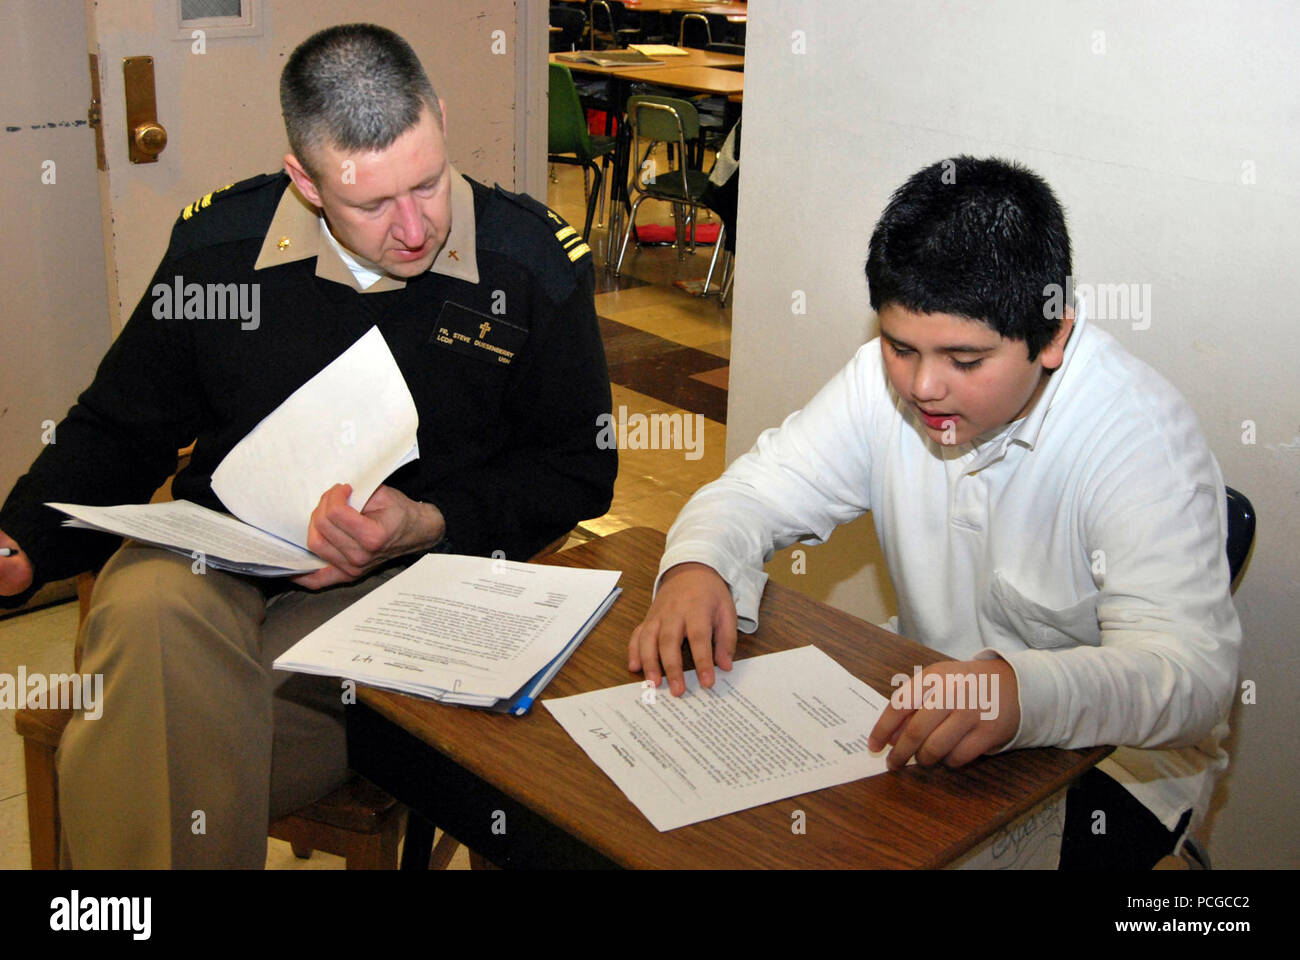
[690,366,729,390]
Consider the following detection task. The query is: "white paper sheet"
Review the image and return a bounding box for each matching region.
[274,553,622,700]
[211,326,419,548]
[544,645,895,831]
[50,499,325,574]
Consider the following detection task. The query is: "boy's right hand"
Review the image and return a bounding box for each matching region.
[628,562,737,697]
[0,530,34,596]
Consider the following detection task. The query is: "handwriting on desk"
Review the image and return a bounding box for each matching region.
[989,799,1066,868]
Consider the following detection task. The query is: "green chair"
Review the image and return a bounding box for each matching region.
[548,62,618,242]
[614,95,713,275]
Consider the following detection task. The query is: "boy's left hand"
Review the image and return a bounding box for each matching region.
[867,659,1020,770]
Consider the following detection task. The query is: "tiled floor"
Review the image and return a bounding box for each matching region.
[0,151,731,870]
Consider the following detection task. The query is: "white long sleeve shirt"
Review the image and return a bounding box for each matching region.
[659,312,1241,829]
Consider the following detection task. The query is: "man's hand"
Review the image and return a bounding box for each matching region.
[0,529,34,597]
[628,562,737,697]
[292,483,446,590]
[868,658,1020,770]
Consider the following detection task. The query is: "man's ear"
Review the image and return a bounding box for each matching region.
[436,98,448,137]
[283,153,323,208]
[1040,305,1075,371]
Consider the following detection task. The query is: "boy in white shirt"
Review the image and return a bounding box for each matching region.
[629,156,1241,868]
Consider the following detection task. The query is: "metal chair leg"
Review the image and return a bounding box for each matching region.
[614,195,649,276]
[582,160,603,241]
[604,201,622,268]
[596,155,610,228]
[702,223,726,294]
[720,255,734,306]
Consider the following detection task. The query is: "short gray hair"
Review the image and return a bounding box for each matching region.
[280,24,442,177]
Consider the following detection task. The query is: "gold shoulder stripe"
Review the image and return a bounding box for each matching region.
[567,242,591,262]
[555,225,577,243]
[562,234,582,249]
[180,182,236,221]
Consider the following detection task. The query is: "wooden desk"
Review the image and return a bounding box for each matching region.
[626,0,749,14]
[614,63,743,96]
[556,0,748,13]
[348,527,1110,869]
[550,48,743,73]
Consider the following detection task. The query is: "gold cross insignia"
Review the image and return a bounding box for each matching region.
[479,321,492,339]
[277,236,291,251]
[448,249,460,261]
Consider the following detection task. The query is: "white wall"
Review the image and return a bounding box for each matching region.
[732,0,1299,868]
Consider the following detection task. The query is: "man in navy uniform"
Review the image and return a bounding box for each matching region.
[0,23,615,867]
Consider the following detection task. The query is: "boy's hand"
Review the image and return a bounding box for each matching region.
[629,562,737,697]
[868,659,1020,770]
[0,530,34,596]
[293,483,445,590]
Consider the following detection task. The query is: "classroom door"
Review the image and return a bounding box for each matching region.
[87,0,543,333]
[0,1,111,504]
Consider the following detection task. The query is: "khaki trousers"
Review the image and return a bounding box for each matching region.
[55,542,403,868]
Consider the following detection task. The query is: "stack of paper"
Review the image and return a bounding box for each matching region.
[627,44,690,56]
[556,50,663,67]
[49,327,419,576]
[47,499,327,576]
[274,553,622,715]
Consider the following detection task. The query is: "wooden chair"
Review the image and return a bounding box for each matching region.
[15,570,406,869]
[15,444,410,870]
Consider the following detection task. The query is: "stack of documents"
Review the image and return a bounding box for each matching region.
[556,50,663,67]
[48,327,419,576]
[274,553,621,716]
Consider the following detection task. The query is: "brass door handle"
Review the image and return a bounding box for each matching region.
[124,56,165,163]
[132,121,168,158]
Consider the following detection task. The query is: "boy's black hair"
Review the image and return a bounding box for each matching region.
[865,156,1072,361]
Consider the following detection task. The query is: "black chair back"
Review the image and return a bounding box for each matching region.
[1225,486,1256,585]
[609,1,640,31]
[550,7,586,51]
[679,13,712,48]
